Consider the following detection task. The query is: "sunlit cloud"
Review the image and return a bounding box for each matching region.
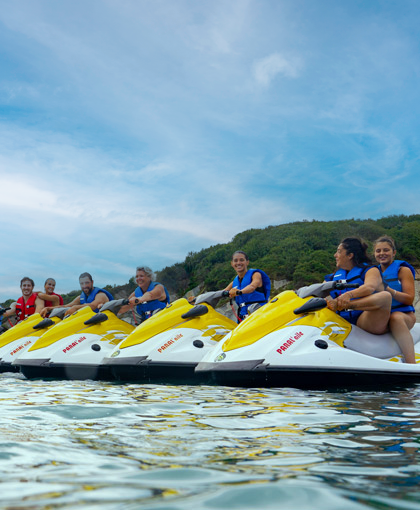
[253,53,301,86]
[0,0,419,301]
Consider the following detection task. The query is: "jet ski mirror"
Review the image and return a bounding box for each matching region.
[84,313,109,325]
[294,298,327,315]
[195,290,230,308]
[33,318,55,330]
[181,305,209,319]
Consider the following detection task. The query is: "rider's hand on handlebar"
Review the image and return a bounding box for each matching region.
[228,287,239,299]
[41,307,53,318]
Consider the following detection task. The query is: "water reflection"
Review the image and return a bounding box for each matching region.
[0,373,419,509]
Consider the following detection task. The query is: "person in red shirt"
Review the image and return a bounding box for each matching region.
[37,278,64,307]
[3,277,46,322]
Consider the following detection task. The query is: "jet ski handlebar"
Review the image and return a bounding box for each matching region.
[294,282,360,315]
[334,282,359,290]
[99,299,129,315]
[180,291,230,320]
[297,281,359,299]
[194,290,230,307]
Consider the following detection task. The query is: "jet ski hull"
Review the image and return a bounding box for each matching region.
[14,306,134,380]
[195,288,420,390]
[103,295,236,384]
[196,360,420,390]
[106,356,210,384]
[0,314,61,372]
[18,359,113,381]
[0,361,20,373]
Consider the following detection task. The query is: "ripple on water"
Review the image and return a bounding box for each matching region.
[0,374,420,509]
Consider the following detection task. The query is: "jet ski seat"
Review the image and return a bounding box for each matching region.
[345,323,420,359]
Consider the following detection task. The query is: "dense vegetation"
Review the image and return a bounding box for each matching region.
[156,214,420,297]
[2,214,420,306]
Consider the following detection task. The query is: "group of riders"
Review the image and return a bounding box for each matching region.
[1,235,417,364]
[1,268,168,326]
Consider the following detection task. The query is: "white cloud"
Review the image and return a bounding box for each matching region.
[0,0,419,302]
[253,53,301,86]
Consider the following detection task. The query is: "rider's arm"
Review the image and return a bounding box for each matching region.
[336,267,382,308]
[388,266,415,306]
[34,297,45,313]
[228,273,263,299]
[37,292,60,306]
[128,284,166,306]
[3,303,16,318]
[63,292,108,315]
[356,267,383,296]
[118,291,136,315]
[86,291,109,311]
[41,295,81,317]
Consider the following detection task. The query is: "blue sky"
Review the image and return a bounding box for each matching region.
[1,0,420,301]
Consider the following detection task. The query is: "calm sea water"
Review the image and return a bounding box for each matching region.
[0,372,419,510]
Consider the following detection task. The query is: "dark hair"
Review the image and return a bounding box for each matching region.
[44,278,56,285]
[374,236,396,251]
[340,237,372,266]
[79,272,93,281]
[232,251,249,261]
[20,277,35,287]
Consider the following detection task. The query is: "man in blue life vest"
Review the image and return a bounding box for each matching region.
[225,251,271,322]
[118,266,170,323]
[41,272,113,316]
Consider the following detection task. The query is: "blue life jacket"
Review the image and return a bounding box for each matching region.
[80,287,114,313]
[325,264,374,324]
[233,269,271,319]
[135,282,170,322]
[380,260,415,313]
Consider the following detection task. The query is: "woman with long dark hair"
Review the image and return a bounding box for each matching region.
[326,237,391,335]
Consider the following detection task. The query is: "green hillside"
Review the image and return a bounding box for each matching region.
[2,214,420,307]
[155,214,420,297]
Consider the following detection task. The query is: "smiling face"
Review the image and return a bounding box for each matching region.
[334,244,355,271]
[374,241,396,268]
[135,270,151,290]
[44,279,56,295]
[21,280,34,298]
[79,276,94,296]
[231,252,250,277]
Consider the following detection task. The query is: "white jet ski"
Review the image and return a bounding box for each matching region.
[195,281,420,389]
[102,291,236,383]
[14,300,134,380]
[0,308,67,372]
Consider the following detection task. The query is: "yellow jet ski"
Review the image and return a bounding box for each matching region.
[195,281,420,389]
[0,309,65,372]
[13,300,134,380]
[102,291,236,383]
